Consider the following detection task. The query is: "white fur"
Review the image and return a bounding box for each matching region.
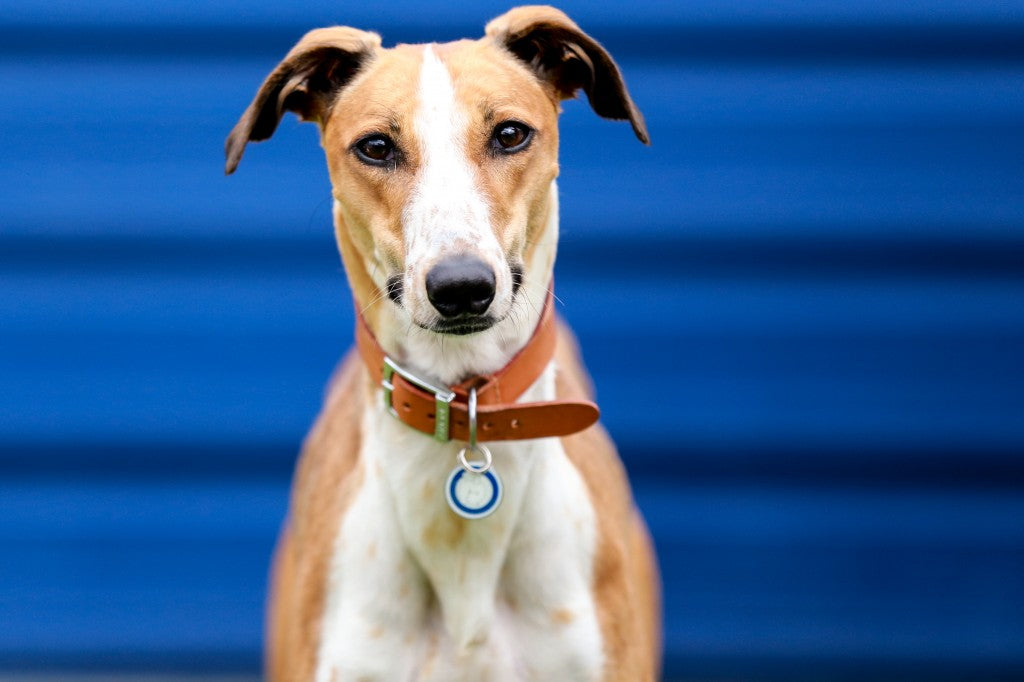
[367,188,557,387]
[315,46,602,682]
[316,364,603,682]
[400,46,513,341]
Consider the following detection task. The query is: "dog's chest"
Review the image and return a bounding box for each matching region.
[314,371,604,682]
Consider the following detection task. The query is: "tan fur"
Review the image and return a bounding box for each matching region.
[315,45,421,332]
[440,40,563,254]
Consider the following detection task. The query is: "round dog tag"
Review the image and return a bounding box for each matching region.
[445,465,502,520]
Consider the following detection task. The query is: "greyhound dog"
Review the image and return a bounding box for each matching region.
[226,6,659,680]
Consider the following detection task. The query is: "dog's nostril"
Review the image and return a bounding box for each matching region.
[425,256,496,318]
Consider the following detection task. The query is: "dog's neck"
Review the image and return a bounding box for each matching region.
[335,183,560,388]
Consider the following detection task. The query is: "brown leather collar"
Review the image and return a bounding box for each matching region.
[355,295,599,443]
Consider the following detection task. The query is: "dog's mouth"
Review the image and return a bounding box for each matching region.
[417,315,501,336]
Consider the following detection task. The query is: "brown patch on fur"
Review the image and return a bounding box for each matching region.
[265,353,367,682]
[555,323,662,681]
[320,46,424,329]
[421,480,435,501]
[422,512,469,549]
[522,188,557,279]
[551,607,575,625]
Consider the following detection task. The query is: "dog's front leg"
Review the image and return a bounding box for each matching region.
[313,462,429,682]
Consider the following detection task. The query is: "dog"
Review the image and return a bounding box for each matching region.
[226,6,659,680]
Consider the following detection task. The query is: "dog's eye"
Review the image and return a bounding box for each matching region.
[491,121,533,154]
[354,134,396,166]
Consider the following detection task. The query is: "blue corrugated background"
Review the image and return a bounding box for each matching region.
[2,1,1023,679]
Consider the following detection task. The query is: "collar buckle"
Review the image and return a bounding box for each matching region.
[381,356,457,442]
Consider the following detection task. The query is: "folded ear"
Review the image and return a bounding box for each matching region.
[225,26,381,174]
[485,5,648,144]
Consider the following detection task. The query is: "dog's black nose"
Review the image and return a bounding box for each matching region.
[425,256,496,318]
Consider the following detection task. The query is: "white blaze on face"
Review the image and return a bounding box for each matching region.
[403,46,508,324]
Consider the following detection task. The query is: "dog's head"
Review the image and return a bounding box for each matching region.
[227,6,646,369]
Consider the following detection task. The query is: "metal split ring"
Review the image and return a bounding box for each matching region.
[457,442,493,474]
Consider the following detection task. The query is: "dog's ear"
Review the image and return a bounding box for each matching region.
[225,27,381,174]
[485,5,648,144]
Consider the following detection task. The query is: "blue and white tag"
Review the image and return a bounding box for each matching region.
[445,465,502,520]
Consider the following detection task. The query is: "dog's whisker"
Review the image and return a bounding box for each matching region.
[545,286,565,307]
[358,290,389,316]
[358,277,405,316]
[519,289,542,319]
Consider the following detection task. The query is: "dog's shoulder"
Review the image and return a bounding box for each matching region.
[554,317,661,681]
[552,315,627,509]
[554,318,633,530]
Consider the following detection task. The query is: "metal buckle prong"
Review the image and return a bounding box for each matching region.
[382,356,457,442]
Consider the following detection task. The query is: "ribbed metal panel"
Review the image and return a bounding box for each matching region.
[1,2,1022,679]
